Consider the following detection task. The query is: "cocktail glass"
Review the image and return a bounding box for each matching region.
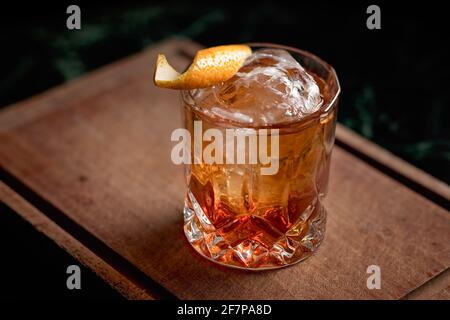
[181,43,340,270]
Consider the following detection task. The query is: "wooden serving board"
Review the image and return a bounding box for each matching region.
[1,39,449,300]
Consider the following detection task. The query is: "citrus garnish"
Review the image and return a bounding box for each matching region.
[154,44,252,89]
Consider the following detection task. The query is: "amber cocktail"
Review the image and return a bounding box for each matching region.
[181,44,340,270]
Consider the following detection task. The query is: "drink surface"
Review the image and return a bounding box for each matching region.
[182,49,336,269]
[188,49,327,126]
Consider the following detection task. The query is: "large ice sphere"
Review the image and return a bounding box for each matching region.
[191,49,323,126]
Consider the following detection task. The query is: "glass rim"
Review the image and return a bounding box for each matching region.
[182,43,341,130]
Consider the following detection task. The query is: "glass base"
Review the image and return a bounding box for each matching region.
[183,194,326,270]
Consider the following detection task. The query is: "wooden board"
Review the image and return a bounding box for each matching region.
[335,125,450,209]
[0,181,153,300]
[405,269,450,300]
[1,39,449,299]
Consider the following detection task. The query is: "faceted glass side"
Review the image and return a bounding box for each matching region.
[182,107,336,270]
[181,45,340,270]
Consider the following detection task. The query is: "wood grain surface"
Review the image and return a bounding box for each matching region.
[405,269,450,300]
[0,39,449,299]
[0,181,154,300]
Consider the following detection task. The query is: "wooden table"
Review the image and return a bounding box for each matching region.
[1,39,449,300]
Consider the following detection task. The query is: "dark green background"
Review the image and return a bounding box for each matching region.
[1,1,449,183]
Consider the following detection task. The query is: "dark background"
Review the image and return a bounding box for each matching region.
[0,1,449,299]
[1,1,449,183]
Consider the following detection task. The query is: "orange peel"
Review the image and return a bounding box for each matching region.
[154,44,252,89]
